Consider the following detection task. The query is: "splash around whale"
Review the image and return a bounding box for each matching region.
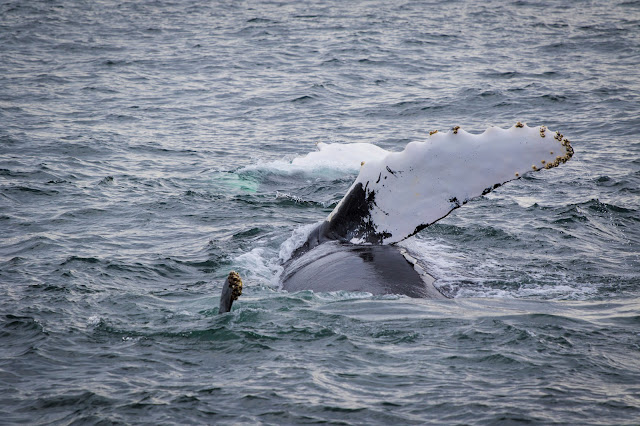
[219,123,574,312]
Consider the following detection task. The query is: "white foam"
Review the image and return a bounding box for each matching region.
[275,191,305,204]
[234,247,283,287]
[278,221,322,263]
[87,315,101,327]
[240,142,390,174]
[291,142,389,170]
[452,282,598,300]
[228,222,322,290]
[400,237,596,300]
[397,237,463,281]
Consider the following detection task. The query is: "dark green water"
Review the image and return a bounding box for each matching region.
[1,0,639,423]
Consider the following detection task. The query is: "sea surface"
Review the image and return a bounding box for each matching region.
[1,0,640,424]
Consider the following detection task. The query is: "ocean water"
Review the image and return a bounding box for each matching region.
[1,0,640,424]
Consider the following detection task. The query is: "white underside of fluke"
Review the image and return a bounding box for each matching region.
[327,124,574,244]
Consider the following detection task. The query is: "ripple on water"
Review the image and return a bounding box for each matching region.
[1,0,640,424]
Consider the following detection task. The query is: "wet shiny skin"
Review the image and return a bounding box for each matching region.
[281,241,445,299]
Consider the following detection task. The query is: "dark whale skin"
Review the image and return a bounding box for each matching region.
[281,240,446,299]
[280,181,446,299]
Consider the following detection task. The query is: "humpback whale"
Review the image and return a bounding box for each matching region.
[219,123,574,313]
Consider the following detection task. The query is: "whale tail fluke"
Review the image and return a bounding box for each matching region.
[218,271,243,314]
[322,124,574,245]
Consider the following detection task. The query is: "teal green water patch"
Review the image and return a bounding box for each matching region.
[210,172,259,194]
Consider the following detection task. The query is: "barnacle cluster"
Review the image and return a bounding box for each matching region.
[506,125,575,174]
[562,137,574,160]
[542,130,574,170]
[227,271,243,301]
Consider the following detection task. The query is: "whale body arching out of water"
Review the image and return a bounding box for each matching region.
[219,124,574,313]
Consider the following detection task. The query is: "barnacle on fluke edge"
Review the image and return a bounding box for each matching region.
[219,271,243,314]
[227,271,243,300]
[531,124,573,169]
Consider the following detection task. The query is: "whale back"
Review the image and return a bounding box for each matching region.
[281,241,445,298]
